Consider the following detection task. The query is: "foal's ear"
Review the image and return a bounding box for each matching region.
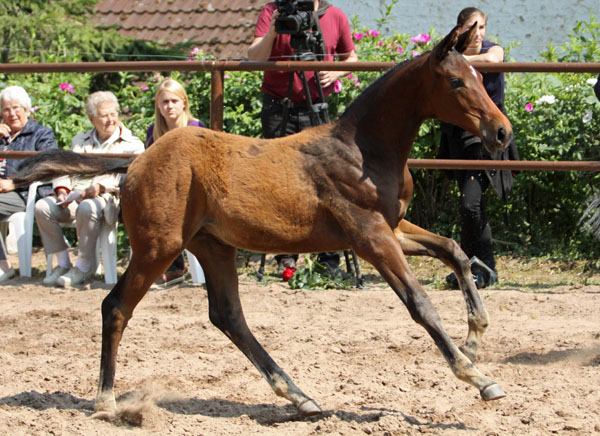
[455,22,478,53]
[431,25,460,63]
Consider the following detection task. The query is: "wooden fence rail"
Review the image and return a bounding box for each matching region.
[1,61,599,171]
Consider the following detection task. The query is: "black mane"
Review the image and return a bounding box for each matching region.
[339,55,424,121]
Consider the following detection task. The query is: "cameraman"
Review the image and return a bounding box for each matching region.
[247,0,357,276]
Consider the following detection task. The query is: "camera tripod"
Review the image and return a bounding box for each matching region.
[256,51,364,287]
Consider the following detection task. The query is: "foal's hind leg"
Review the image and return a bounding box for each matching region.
[393,220,488,362]
[348,220,504,401]
[188,235,322,416]
[94,252,175,417]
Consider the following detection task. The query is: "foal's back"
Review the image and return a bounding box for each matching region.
[122,125,350,253]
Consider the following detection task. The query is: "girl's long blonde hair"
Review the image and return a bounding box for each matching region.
[153,78,195,142]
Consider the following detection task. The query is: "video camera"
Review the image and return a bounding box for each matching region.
[275,0,324,57]
[275,0,315,34]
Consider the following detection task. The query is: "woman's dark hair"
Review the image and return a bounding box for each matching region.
[457,7,487,27]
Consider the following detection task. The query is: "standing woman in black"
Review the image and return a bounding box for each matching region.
[438,7,519,288]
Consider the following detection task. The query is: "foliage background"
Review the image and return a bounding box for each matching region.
[0,1,598,267]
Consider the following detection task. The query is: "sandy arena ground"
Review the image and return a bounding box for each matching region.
[0,251,599,435]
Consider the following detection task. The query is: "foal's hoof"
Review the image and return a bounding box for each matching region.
[92,398,117,420]
[297,399,322,417]
[459,344,477,362]
[480,384,506,401]
[91,410,117,421]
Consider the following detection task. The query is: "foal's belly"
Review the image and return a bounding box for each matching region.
[205,197,349,254]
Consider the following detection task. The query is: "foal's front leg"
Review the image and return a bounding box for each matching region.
[189,236,322,416]
[350,221,504,400]
[393,220,488,362]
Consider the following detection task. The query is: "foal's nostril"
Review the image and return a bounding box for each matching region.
[497,127,506,142]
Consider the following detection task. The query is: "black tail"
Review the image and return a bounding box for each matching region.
[11,149,135,188]
[580,190,600,239]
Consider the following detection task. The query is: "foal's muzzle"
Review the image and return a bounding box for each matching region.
[481,122,513,153]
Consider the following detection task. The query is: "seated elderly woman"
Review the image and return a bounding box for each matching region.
[0,85,58,282]
[35,91,144,287]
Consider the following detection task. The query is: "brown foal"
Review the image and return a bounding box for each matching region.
[12,23,512,418]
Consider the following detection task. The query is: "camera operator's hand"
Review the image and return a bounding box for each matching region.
[319,70,344,88]
[318,50,358,88]
[269,10,280,35]
[247,11,280,61]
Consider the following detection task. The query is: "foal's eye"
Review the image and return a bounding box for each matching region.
[449,78,465,89]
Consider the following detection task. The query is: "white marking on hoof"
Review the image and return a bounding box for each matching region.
[93,396,117,418]
[91,410,117,421]
[297,399,322,417]
[480,383,506,401]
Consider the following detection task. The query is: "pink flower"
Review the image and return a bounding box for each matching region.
[334,79,343,93]
[412,50,421,57]
[59,83,74,93]
[31,106,38,112]
[353,32,364,41]
[282,266,296,282]
[188,56,195,61]
[224,74,231,79]
[396,45,404,55]
[525,103,534,112]
[367,29,381,38]
[378,41,385,47]
[410,33,431,45]
[347,73,354,79]
[140,85,149,92]
[192,47,199,55]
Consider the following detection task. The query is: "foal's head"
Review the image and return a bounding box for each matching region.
[427,24,512,153]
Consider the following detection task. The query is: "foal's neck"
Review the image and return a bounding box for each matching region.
[335,55,430,162]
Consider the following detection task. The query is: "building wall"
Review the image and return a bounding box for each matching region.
[332,0,599,61]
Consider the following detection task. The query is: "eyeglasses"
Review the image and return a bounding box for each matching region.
[1,105,25,115]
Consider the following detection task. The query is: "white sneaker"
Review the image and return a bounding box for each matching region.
[56,267,91,287]
[0,267,16,282]
[43,266,72,286]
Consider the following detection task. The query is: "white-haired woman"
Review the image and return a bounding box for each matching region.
[0,85,58,282]
[35,91,144,287]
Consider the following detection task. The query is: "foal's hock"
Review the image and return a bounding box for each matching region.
[13,23,512,418]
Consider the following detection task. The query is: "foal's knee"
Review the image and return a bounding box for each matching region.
[406,291,442,328]
[208,307,229,332]
[208,303,244,336]
[448,238,469,263]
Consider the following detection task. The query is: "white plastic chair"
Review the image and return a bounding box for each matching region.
[3,181,41,277]
[128,247,205,285]
[45,218,119,285]
[2,180,117,283]
[185,250,205,285]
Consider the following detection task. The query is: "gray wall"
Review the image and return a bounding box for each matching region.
[332,0,599,61]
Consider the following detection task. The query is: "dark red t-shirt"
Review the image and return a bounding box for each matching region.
[254,3,355,102]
